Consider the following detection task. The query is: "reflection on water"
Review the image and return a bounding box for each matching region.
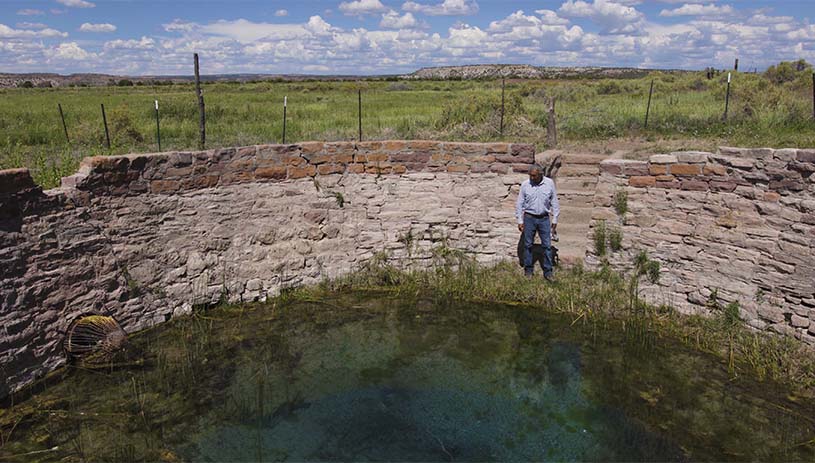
[1,293,813,462]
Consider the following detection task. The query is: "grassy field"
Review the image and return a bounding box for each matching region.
[2,64,815,188]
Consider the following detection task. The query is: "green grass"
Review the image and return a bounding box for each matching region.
[2,67,815,188]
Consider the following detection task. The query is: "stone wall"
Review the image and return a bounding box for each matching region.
[588,147,815,345]
[0,141,534,398]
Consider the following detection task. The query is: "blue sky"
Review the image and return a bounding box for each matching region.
[1,0,814,75]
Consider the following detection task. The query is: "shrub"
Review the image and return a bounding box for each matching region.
[765,60,810,85]
[613,190,628,216]
[608,227,623,252]
[592,220,607,257]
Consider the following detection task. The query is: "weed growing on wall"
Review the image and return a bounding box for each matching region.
[592,220,607,257]
[608,227,623,252]
[613,190,628,217]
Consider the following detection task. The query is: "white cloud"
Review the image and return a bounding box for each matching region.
[380,10,422,29]
[559,0,645,34]
[0,23,68,38]
[16,22,49,29]
[47,42,93,60]
[402,0,479,16]
[163,19,196,33]
[275,9,289,17]
[533,9,570,25]
[17,9,44,16]
[56,0,95,8]
[201,19,311,43]
[104,36,155,50]
[659,4,735,17]
[306,16,335,35]
[339,0,388,16]
[79,23,117,32]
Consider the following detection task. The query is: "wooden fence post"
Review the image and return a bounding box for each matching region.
[194,53,206,149]
[499,78,505,136]
[58,103,69,144]
[644,79,654,128]
[723,72,731,121]
[101,103,110,149]
[282,96,287,144]
[154,100,161,151]
[358,89,362,142]
[546,97,557,148]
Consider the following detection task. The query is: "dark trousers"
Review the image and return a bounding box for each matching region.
[523,213,553,276]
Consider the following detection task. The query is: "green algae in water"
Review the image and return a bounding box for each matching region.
[1,293,814,462]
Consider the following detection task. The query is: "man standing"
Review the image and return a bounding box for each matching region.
[515,165,560,280]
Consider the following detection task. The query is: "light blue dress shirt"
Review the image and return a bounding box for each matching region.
[515,177,560,225]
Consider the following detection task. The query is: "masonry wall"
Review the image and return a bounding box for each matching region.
[0,141,534,398]
[587,147,815,345]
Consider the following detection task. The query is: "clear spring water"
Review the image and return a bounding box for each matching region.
[1,292,813,462]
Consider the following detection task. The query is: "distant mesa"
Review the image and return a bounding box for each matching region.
[0,64,674,88]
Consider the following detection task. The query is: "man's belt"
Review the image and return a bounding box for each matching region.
[524,212,548,219]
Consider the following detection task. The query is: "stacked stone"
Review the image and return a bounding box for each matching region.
[60,141,534,200]
[0,140,533,399]
[589,147,815,345]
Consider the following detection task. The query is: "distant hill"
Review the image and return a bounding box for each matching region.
[0,64,687,88]
[401,64,676,80]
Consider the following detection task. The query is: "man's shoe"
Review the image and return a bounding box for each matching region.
[544,273,555,282]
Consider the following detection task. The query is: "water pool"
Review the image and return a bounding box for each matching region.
[1,292,813,461]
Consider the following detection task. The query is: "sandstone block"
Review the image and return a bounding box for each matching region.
[649,154,677,164]
[764,191,781,202]
[447,164,469,173]
[510,144,535,160]
[299,141,324,155]
[324,142,356,157]
[289,165,317,179]
[681,180,708,191]
[256,166,287,180]
[703,164,727,176]
[599,160,626,175]
[485,143,510,154]
[235,146,256,159]
[182,175,219,189]
[791,314,810,328]
[362,153,389,163]
[347,164,365,174]
[511,163,531,173]
[168,151,193,167]
[769,179,805,192]
[629,176,656,187]
[383,140,407,152]
[650,165,667,175]
[164,166,193,179]
[392,165,407,174]
[212,148,235,163]
[334,153,354,164]
[773,148,797,162]
[407,140,440,152]
[796,149,815,163]
[391,152,430,163]
[623,161,649,176]
[656,179,680,189]
[489,164,510,174]
[318,164,344,175]
[220,171,254,184]
[710,180,737,192]
[150,179,180,194]
[670,163,702,176]
[673,151,710,163]
[0,169,35,195]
